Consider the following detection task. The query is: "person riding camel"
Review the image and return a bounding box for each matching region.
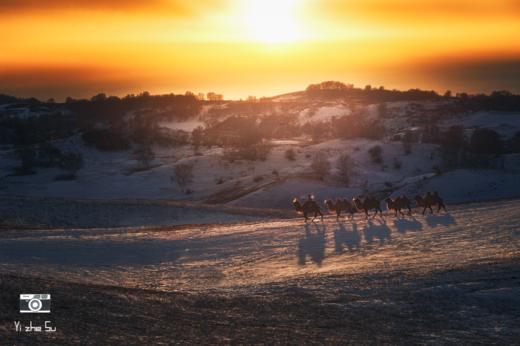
[293,194,323,222]
[303,194,314,206]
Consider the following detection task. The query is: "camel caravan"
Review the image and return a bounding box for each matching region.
[293,192,447,222]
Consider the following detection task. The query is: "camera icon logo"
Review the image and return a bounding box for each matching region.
[19,294,51,313]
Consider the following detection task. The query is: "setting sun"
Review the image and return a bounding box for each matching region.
[0,0,518,99]
[241,0,304,44]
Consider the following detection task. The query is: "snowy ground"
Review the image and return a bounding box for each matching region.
[2,95,520,343]
[3,136,520,207]
[0,198,519,344]
[0,197,278,229]
[1,198,518,292]
[1,198,519,344]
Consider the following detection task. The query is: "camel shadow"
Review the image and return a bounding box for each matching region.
[334,222,361,252]
[393,217,423,234]
[364,219,392,244]
[298,223,326,266]
[426,214,456,228]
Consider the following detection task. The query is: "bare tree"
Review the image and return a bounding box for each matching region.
[59,152,84,178]
[191,126,204,151]
[310,152,330,180]
[285,148,296,161]
[133,145,155,167]
[174,163,194,187]
[336,154,353,186]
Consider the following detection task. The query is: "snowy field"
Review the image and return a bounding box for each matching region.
[0,197,273,229]
[0,198,519,343]
[1,198,518,291]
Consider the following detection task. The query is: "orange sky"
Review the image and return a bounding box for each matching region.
[1,0,519,100]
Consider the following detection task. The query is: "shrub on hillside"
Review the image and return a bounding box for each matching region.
[174,163,194,187]
[82,128,131,151]
[332,114,385,140]
[470,128,503,155]
[202,116,263,147]
[133,145,155,167]
[402,130,414,155]
[309,122,331,143]
[439,125,466,169]
[13,143,83,177]
[441,125,465,153]
[368,145,383,164]
[13,146,37,175]
[393,158,402,170]
[191,126,204,150]
[402,141,412,155]
[285,148,296,161]
[507,131,520,153]
[223,144,271,162]
[59,152,84,177]
[377,103,388,118]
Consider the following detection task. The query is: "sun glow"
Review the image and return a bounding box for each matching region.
[1,0,519,99]
[241,0,304,44]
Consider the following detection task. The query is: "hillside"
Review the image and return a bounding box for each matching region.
[1,86,520,218]
[1,198,519,344]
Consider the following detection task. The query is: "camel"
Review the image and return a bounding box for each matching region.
[324,198,356,221]
[432,191,447,213]
[385,195,412,217]
[352,195,383,219]
[293,197,324,222]
[416,192,447,215]
[415,193,435,215]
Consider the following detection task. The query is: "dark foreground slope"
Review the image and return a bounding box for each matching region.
[1,260,519,345]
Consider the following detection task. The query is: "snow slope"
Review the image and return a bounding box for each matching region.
[393,169,520,203]
[2,101,520,207]
[2,136,520,206]
[0,198,518,292]
[298,104,351,125]
[440,111,520,137]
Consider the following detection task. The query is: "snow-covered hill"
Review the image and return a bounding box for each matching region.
[1,99,520,209]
